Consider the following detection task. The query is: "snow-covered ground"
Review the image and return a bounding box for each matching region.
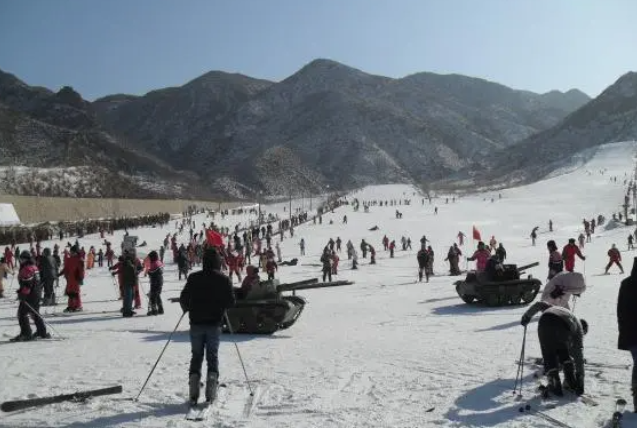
[2,141,637,428]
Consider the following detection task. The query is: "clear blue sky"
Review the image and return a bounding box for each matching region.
[1,0,635,100]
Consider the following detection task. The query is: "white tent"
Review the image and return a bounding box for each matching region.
[0,203,21,226]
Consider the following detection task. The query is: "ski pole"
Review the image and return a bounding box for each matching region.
[223,312,254,397]
[513,326,527,397]
[134,311,186,402]
[22,300,65,339]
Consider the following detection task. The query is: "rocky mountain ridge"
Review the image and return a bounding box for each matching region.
[0,59,611,199]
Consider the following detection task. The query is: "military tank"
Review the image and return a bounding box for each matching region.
[454,262,541,307]
[222,278,353,334]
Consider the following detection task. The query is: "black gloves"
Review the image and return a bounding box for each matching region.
[521,314,531,326]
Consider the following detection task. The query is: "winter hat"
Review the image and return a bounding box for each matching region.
[580,319,589,335]
[569,238,576,244]
[148,251,159,262]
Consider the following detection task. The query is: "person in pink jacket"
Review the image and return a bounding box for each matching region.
[467,242,491,272]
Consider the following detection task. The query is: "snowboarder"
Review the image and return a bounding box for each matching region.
[605,244,624,274]
[562,239,586,273]
[12,251,49,341]
[617,256,637,411]
[521,301,587,397]
[547,240,564,280]
[180,248,235,406]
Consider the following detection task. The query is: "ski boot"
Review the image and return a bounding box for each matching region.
[32,332,52,340]
[205,372,219,404]
[10,333,33,342]
[189,373,201,405]
[147,309,157,316]
[546,369,563,397]
[562,361,577,393]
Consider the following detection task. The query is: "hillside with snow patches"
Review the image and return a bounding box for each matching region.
[2,141,637,428]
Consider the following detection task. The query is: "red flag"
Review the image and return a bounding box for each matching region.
[472,226,481,241]
[206,229,225,247]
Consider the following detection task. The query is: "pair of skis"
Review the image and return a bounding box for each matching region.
[1,386,123,412]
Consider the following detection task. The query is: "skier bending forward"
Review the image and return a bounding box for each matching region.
[521,301,588,397]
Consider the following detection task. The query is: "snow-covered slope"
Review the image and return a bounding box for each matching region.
[1,141,637,427]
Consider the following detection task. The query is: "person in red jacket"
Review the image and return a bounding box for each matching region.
[59,245,85,312]
[225,251,242,283]
[562,238,586,272]
[265,257,278,281]
[605,244,624,274]
[11,251,49,341]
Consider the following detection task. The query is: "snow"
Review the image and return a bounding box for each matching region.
[0,203,21,226]
[2,141,637,427]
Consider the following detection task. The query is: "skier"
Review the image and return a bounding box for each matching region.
[425,246,434,277]
[530,227,539,246]
[617,256,637,411]
[180,248,235,407]
[382,235,389,251]
[549,220,553,232]
[389,240,396,258]
[146,250,164,316]
[331,251,339,275]
[457,232,465,246]
[0,256,13,298]
[540,271,586,309]
[605,244,624,274]
[299,239,305,256]
[59,245,84,312]
[120,251,138,317]
[562,239,586,273]
[12,251,49,341]
[265,256,277,281]
[578,233,586,249]
[361,240,368,259]
[346,240,354,260]
[177,245,190,280]
[417,247,430,282]
[521,301,587,397]
[369,245,377,265]
[547,240,564,280]
[335,237,342,252]
[320,249,332,282]
[275,242,282,263]
[489,236,497,252]
[629,234,635,251]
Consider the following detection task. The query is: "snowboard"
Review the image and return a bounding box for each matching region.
[1,385,123,412]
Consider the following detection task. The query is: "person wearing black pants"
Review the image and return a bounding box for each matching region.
[146,251,164,316]
[12,251,49,341]
[521,301,587,397]
[618,256,637,412]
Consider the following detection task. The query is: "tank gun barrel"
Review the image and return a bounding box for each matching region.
[276,278,319,292]
[517,261,539,272]
[288,280,353,291]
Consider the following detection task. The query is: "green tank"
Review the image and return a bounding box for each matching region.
[454,262,541,306]
[222,278,353,334]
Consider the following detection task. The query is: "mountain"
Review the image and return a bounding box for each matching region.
[93,58,591,197]
[453,71,637,189]
[0,69,205,199]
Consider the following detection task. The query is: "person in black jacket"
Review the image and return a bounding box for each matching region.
[618,257,637,412]
[39,248,57,306]
[180,248,235,406]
